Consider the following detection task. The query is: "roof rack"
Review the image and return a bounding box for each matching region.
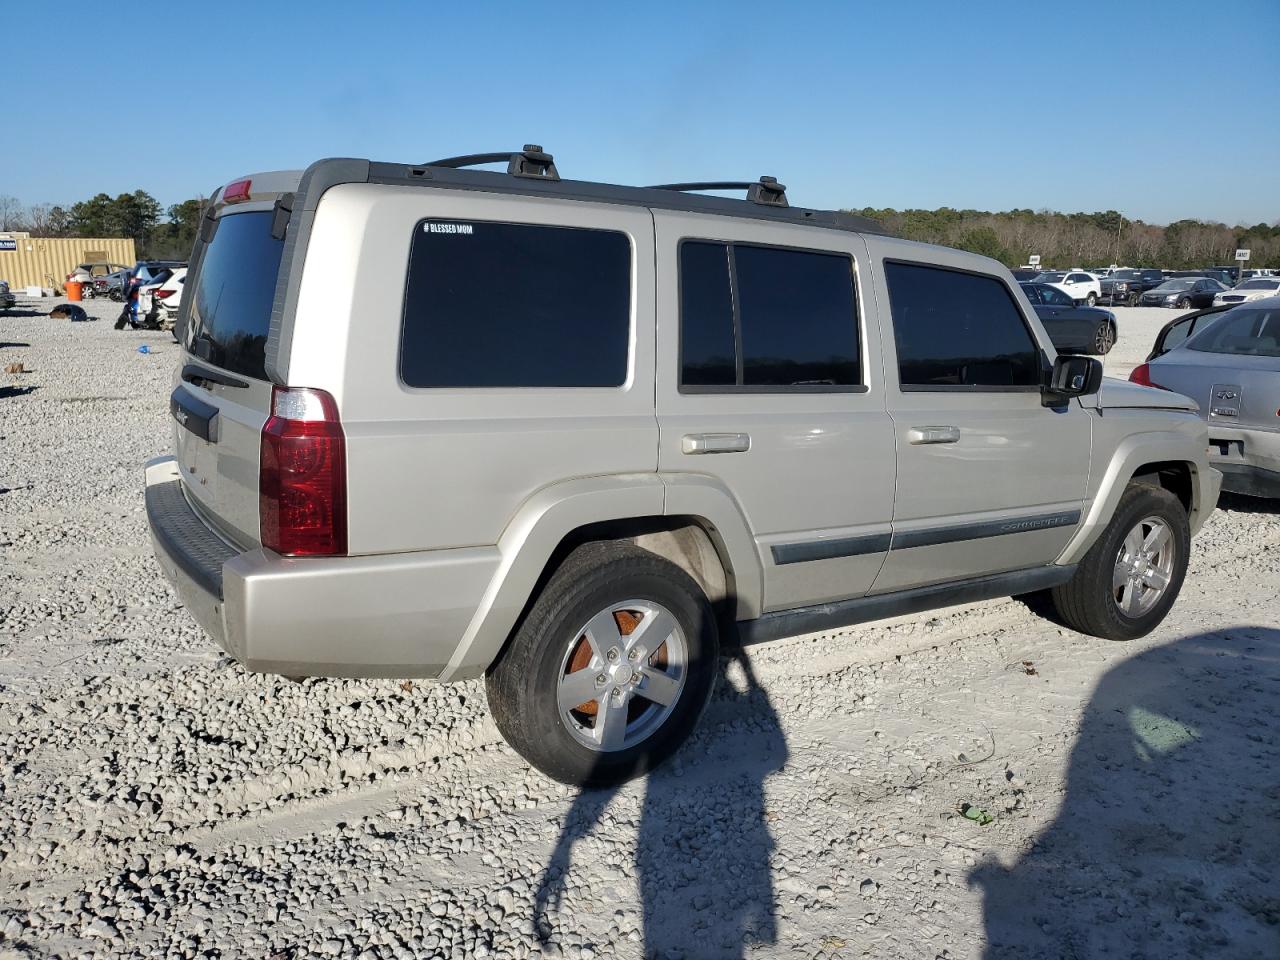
[425,144,559,181]
[647,177,788,208]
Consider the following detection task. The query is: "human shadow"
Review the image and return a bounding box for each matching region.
[971,628,1280,959]
[0,385,38,399]
[535,650,789,959]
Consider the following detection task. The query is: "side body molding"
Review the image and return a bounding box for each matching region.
[1056,425,1216,565]
[440,473,766,681]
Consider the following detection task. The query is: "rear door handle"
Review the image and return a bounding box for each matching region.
[682,432,751,455]
[907,426,960,445]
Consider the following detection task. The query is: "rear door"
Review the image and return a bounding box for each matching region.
[867,245,1092,593]
[653,211,895,613]
[173,202,287,547]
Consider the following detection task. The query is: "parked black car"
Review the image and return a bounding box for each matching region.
[1019,282,1117,354]
[1099,268,1165,306]
[1009,268,1041,282]
[1139,277,1228,309]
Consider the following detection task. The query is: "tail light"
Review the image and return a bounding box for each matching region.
[155,289,175,299]
[1128,363,1166,390]
[259,386,347,556]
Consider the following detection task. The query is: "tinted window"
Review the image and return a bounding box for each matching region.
[1042,285,1074,307]
[400,221,630,388]
[885,262,1041,388]
[679,241,736,385]
[678,241,860,389]
[1019,283,1042,304]
[1188,307,1280,357]
[734,246,859,386]
[185,211,284,380]
[1159,317,1197,352]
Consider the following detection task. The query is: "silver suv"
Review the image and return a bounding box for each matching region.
[147,147,1221,785]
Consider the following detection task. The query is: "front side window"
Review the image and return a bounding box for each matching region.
[885,262,1041,388]
[400,221,631,388]
[1042,286,1074,307]
[679,240,860,390]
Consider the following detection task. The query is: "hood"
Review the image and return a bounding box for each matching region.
[1085,377,1199,412]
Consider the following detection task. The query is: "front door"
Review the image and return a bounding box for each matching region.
[866,246,1093,593]
[653,211,896,614]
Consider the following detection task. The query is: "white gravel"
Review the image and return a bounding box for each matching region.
[1,297,1277,960]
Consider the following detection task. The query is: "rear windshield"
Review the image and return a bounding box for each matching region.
[184,211,284,380]
[1188,307,1280,357]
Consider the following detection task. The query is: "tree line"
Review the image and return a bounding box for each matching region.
[2,189,1277,269]
[0,192,206,261]
[847,206,1280,270]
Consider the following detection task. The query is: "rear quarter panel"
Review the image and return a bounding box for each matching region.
[289,184,659,556]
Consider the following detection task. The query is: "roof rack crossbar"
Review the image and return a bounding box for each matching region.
[425,145,560,181]
[647,176,788,207]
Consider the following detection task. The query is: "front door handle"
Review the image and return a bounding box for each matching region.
[682,432,751,455]
[907,426,960,445]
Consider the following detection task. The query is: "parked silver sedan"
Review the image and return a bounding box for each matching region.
[1131,296,1280,498]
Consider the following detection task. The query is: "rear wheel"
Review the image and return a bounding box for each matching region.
[1094,321,1116,354]
[1050,482,1189,640]
[486,541,719,786]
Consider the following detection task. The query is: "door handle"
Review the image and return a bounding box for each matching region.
[907,426,960,445]
[682,432,751,455]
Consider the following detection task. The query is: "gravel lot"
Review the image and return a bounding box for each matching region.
[1,296,1277,960]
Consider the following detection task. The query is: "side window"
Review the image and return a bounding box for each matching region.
[400,221,631,388]
[885,262,1042,389]
[1021,285,1042,304]
[1159,317,1196,352]
[1044,286,1073,307]
[679,241,861,390]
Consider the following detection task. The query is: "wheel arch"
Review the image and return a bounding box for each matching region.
[439,474,763,681]
[1057,430,1216,565]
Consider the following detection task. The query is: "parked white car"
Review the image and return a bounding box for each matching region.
[153,268,187,325]
[1214,277,1280,306]
[1033,269,1102,306]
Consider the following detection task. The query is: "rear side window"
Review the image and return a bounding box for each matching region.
[886,262,1041,388]
[185,211,284,380]
[679,240,861,390]
[400,221,630,388]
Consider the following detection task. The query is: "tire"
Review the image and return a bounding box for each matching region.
[1176,297,1190,309]
[1049,482,1189,641]
[486,541,719,786]
[1127,291,1140,307]
[1094,321,1116,355]
[1086,292,1097,306]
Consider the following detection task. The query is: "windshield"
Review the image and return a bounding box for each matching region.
[1236,279,1280,290]
[1034,272,1064,283]
[1155,279,1197,291]
[1188,307,1280,357]
[183,210,285,380]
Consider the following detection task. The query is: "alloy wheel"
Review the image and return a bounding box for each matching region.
[556,600,687,752]
[1112,516,1175,617]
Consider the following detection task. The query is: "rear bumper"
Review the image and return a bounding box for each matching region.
[1208,426,1280,499]
[145,457,500,678]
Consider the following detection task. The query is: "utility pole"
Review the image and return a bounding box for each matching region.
[1113,213,1125,265]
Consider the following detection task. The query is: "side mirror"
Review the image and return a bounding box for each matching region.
[1042,354,1103,407]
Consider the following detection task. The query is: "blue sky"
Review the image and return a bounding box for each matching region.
[6,0,1278,225]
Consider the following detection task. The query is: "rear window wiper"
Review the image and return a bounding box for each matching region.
[181,363,248,390]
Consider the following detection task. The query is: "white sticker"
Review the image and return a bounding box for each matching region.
[425,222,474,235]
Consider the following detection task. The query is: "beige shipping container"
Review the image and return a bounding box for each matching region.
[0,234,137,291]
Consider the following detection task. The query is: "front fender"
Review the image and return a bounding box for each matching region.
[1056,424,1218,565]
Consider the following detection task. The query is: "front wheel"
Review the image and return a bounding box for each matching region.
[1127,291,1141,307]
[1050,482,1189,641]
[1094,321,1116,354]
[486,541,719,786]
[1086,292,1097,306]
[1176,297,1190,309]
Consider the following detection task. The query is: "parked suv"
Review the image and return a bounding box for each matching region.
[146,148,1221,786]
[1033,269,1102,306]
[1099,268,1164,306]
